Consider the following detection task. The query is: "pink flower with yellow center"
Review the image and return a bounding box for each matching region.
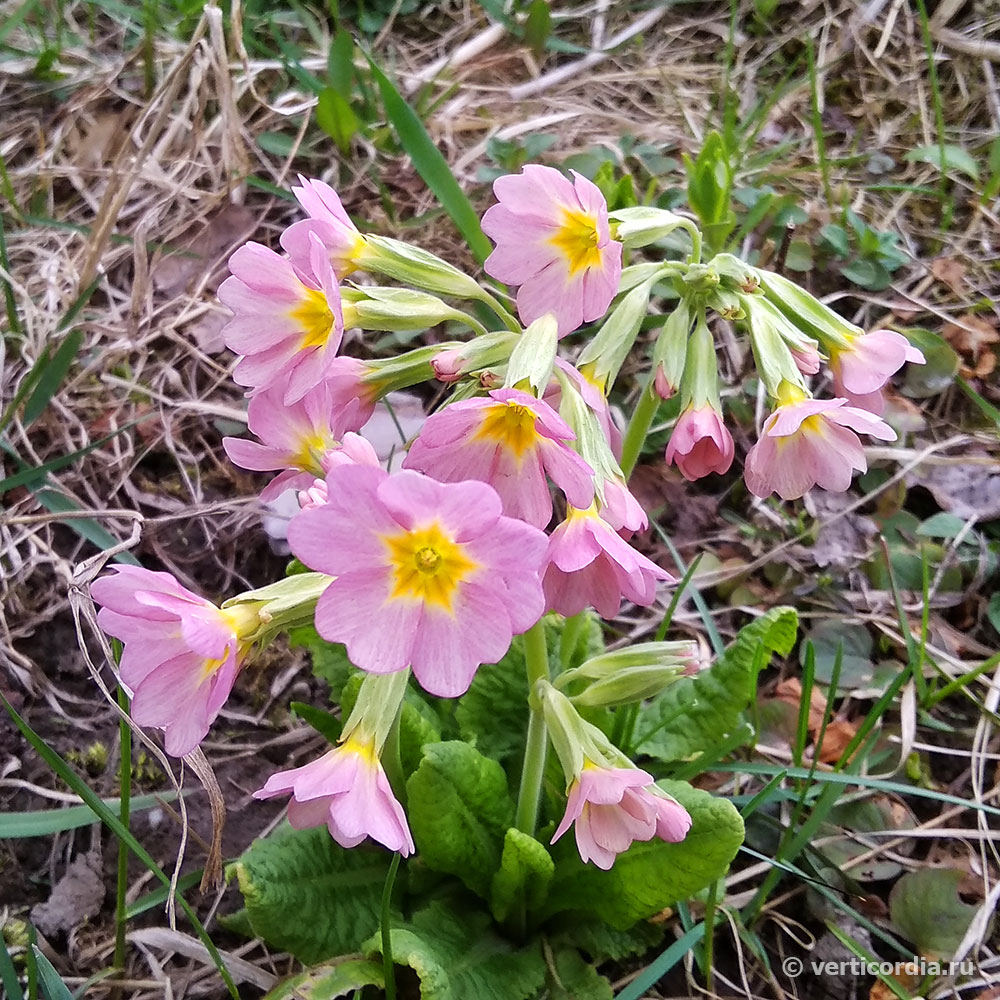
[91,566,256,757]
[829,329,925,414]
[402,388,594,528]
[482,165,623,337]
[744,386,897,501]
[223,371,373,502]
[543,505,673,619]
[219,235,344,403]
[280,176,366,282]
[665,404,735,481]
[552,764,692,870]
[254,733,414,855]
[287,467,548,697]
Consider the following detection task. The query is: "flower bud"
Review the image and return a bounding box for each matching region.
[608,206,689,249]
[504,313,559,393]
[430,331,518,384]
[651,301,692,400]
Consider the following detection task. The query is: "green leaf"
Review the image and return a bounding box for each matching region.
[559,917,664,962]
[546,948,612,1000]
[289,626,356,700]
[367,57,492,264]
[522,0,551,60]
[263,958,384,1000]
[289,701,342,744]
[889,868,982,959]
[841,258,890,290]
[987,593,1000,636]
[229,825,395,964]
[363,901,546,1000]
[456,615,603,766]
[406,742,514,898]
[684,131,732,228]
[315,87,359,154]
[901,327,960,398]
[905,143,979,181]
[635,607,797,762]
[398,698,441,776]
[542,781,744,928]
[0,931,22,1000]
[327,29,355,97]
[798,621,873,690]
[21,329,83,428]
[819,223,850,258]
[257,131,296,157]
[489,827,554,922]
[31,948,72,1000]
[0,792,174,838]
[33,488,141,564]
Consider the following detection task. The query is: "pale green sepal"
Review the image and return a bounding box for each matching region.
[651,302,692,398]
[679,315,722,411]
[343,286,483,334]
[341,669,410,752]
[504,313,559,393]
[608,207,689,249]
[358,235,487,301]
[577,279,654,388]
[222,573,333,643]
[755,267,861,349]
[742,296,809,398]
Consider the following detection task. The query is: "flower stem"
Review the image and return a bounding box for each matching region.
[559,612,587,674]
[114,679,131,972]
[514,620,551,837]
[380,852,401,1000]
[619,376,660,479]
[477,289,522,333]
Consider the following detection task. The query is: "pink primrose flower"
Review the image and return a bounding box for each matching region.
[254,735,414,855]
[287,466,548,697]
[280,176,365,282]
[91,566,254,757]
[665,405,735,481]
[552,765,692,870]
[402,388,595,528]
[223,372,372,502]
[219,236,345,403]
[482,165,623,336]
[744,391,897,500]
[542,506,673,619]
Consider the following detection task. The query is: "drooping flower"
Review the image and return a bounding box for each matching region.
[254,732,414,854]
[219,235,344,403]
[287,466,548,697]
[829,329,925,414]
[280,176,365,282]
[223,372,374,502]
[665,405,735,481]
[543,505,673,619]
[402,388,595,528]
[91,566,258,757]
[552,764,692,870]
[482,164,623,336]
[744,385,897,501]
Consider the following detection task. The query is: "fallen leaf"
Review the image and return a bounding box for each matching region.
[774,677,828,734]
[30,850,105,936]
[931,257,967,296]
[943,313,1000,360]
[869,962,923,1000]
[816,719,858,763]
[909,457,1000,520]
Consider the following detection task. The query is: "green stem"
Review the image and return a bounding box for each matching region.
[380,852,401,1000]
[678,218,703,264]
[477,289,521,333]
[619,377,660,479]
[114,681,131,972]
[514,621,551,836]
[558,612,587,675]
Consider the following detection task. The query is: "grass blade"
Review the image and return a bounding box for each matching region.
[0,931,24,1000]
[0,696,239,1000]
[615,921,706,1000]
[21,330,84,427]
[30,949,72,1000]
[0,792,175,838]
[367,56,492,265]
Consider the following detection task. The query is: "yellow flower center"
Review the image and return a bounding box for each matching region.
[383,522,478,610]
[341,733,378,764]
[473,400,540,458]
[292,430,335,475]
[549,207,603,276]
[774,379,809,408]
[291,286,335,349]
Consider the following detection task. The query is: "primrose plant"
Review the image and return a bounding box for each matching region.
[91,164,924,994]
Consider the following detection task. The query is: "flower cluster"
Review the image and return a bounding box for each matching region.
[91,163,923,872]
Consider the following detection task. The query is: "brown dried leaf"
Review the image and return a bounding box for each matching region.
[816,719,858,763]
[774,677,827,734]
[931,256,967,296]
[943,313,1000,360]
[869,962,923,1000]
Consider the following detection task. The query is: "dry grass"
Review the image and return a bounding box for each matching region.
[2,0,1000,995]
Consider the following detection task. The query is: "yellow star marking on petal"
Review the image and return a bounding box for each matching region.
[382,522,479,611]
[291,286,335,349]
[291,429,336,475]
[473,400,540,458]
[549,207,603,276]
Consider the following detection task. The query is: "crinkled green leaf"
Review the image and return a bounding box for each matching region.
[489,827,554,922]
[229,825,395,964]
[560,916,665,963]
[889,868,983,959]
[635,607,797,762]
[456,614,603,765]
[406,741,514,898]
[547,948,613,1000]
[263,958,384,1000]
[363,901,546,1000]
[399,698,442,776]
[542,781,744,928]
